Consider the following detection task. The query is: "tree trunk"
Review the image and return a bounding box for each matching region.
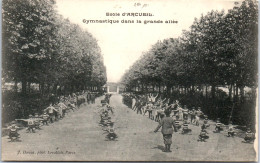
[14,80,18,93]
[141,83,144,92]
[239,86,244,102]
[233,84,236,99]
[41,82,45,95]
[228,84,233,100]
[252,87,257,100]
[64,85,68,95]
[166,84,171,96]
[47,84,51,94]
[211,84,216,99]
[53,84,58,94]
[21,79,27,95]
[205,85,208,99]
[27,82,31,93]
[235,86,239,98]
[191,85,195,95]
[72,85,75,93]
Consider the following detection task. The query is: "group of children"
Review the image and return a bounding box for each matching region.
[5,91,96,142]
[98,97,118,141]
[123,93,255,147]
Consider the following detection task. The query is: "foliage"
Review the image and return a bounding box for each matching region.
[2,0,107,94]
[121,0,258,97]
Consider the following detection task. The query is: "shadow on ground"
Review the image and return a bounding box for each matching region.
[152,145,165,152]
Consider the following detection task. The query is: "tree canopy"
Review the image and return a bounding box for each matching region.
[2,0,107,94]
[121,0,258,99]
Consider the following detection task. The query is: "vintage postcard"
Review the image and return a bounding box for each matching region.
[1,0,258,161]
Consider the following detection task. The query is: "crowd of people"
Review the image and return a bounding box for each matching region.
[122,92,255,152]
[5,91,255,148]
[97,94,118,141]
[6,91,98,142]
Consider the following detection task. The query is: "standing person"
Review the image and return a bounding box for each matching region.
[33,113,42,130]
[56,104,63,120]
[16,115,35,133]
[150,93,158,104]
[183,105,189,120]
[58,100,67,118]
[189,107,195,124]
[91,93,96,104]
[133,95,139,111]
[87,92,91,104]
[177,105,183,121]
[144,102,153,119]
[154,110,177,152]
[147,94,152,103]
[41,112,49,126]
[194,110,200,126]
[136,100,143,115]
[159,98,167,108]
[132,95,136,110]
[44,104,57,123]
[197,107,203,119]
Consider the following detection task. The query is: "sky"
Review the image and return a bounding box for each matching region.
[55,0,236,82]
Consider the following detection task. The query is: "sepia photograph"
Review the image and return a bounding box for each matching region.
[1,0,258,161]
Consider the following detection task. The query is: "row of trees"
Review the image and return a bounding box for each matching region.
[2,0,107,95]
[121,0,258,101]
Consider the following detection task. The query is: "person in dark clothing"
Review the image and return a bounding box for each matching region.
[154,109,177,152]
[136,100,143,114]
[87,93,91,104]
[105,94,111,104]
[91,93,96,104]
[189,107,196,124]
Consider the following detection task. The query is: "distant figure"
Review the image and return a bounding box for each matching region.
[174,115,181,130]
[183,105,189,120]
[105,122,118,141]
[198,128,209,142]
[105,94,112,104]
[189,107,196,124]
[182,120,192,134]
[194,109,201,126]
[227,122,235,137]
[16,115,35,133]
[33,113,42,130]
[243,128,255,143]
[44,104,58,123]
[149,93,158,104]
[91,93,96,104]
[214,118,223,133]
[7,121,20,141]
[136,100,143,115]
[201,116,210,129]
[177,105,183,121]
[87,92,91,104]
[132,96,136,110]
[154,110,177,152]
[41,112,49,126]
